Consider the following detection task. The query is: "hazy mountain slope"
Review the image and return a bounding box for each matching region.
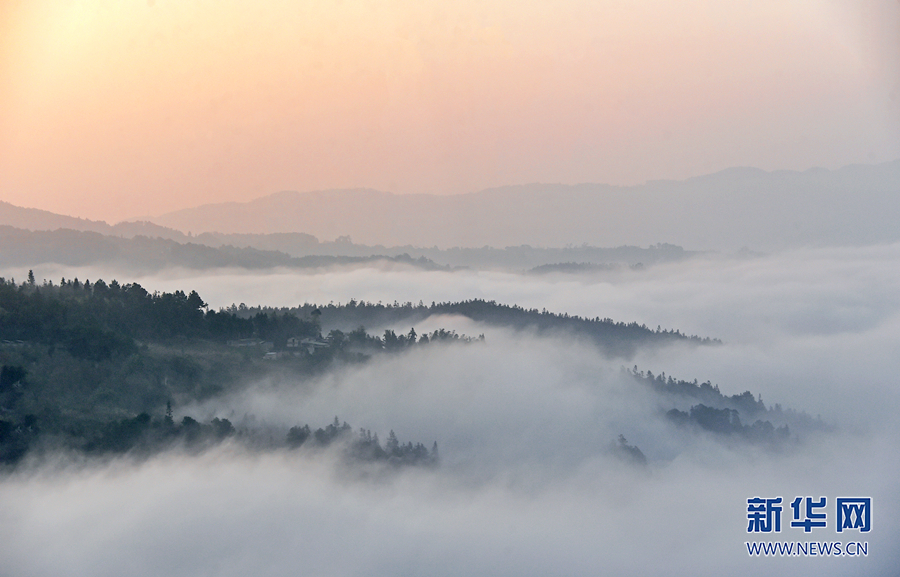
[0,227,447,272]
[4,161,898,251]
[0,201,195,242]
[150,161,900,251]
[0,201,115,234]
[0,221,695,272]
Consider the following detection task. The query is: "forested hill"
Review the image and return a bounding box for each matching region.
[0,276,716,360]
[0,277,460,466]
[281,299,718,356]
[0,276,818,468]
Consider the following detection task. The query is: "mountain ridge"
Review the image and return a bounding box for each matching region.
[148,160,900,250]
[2,160,898,251]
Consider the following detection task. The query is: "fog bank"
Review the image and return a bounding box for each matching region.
[3,244,898,574]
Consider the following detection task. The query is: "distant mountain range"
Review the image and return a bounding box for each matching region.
[0,226,456,273]
[149,161,900,250]
[2,161,899,251]
[0,202,186,240]
[0,225,695,272]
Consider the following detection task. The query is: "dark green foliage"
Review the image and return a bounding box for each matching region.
[210,417,235,439]
[0,274,449,467]
[612,434,647,466]
[306,324,479,355]
[313,416,352,444]
[0,364,26,411]
[0,276,474,467]
[76,412,441,468]
[0,277,483,369]
[0,276,261,345]
[290,298,715,357]
[382,329,402,350]
[666,405,791,444]
[286,418,438,467]
[630,366,821,444]
[0,274,810,471]
[629,367,764,418]
[82,412,238,455]
[88,413,154,453]
[346,326,382,351]
[253,311,318,349]
[689,404,743,434]
[0,365,25,392]
[0,415,38,463]
[665,408,691,426]
[286,425,311,447]
[65,325,136,361]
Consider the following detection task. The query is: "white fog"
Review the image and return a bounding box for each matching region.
[1,246,897,575]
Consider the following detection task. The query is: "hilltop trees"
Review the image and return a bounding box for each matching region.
[0,276,314,346]
[284,420,438,467]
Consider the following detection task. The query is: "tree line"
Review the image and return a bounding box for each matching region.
[626,366,830,444]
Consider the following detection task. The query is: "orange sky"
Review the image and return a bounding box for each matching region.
[1,0,898,223]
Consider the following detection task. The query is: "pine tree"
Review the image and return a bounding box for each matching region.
[386,430,400,454]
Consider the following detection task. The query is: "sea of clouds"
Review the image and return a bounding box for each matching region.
[2,245,898,575]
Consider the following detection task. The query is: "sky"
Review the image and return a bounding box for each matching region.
[1,0,899,223]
